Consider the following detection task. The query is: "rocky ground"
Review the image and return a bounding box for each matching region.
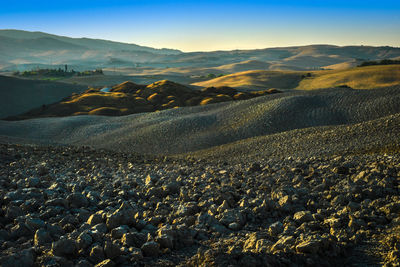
[1,143,400,266]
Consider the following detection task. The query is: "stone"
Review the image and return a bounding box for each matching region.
[26,217,45,230]
[155,234,174,249]
[34,228,52,246]
[121,232,147,248]
[106,202,135,229]
[228,222,241,231]
[77,232,93,249]
[110,225,129,239]
[45,198,68,208]
[37,164,48,176]
[89,245,105,264]
[92,223,108,234]
[296,240,321,254]
[95,259,115,267]
[268,221,284,236]
[76,259,94,267]
[67,193,89,208]
[145,174,158,186]
[27,177,40,187]
[87,214,104,226]
[104,241,121,259]
[332,166,349,175]
[0,248,35,267]
[141,241,160,257]
[293,211,313,224]
[271,236,295,252]
[51,238,77,256]
[11,223,32,239]
[6,205,23,220]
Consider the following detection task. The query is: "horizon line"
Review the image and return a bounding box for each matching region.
[1,28,400,53]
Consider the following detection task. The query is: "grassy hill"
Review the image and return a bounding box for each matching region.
[192,70,305,90]
[0,75,87,118]
[193,65,400,90]
[297,65,400,90]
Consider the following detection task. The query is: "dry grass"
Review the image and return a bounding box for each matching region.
[297,65,400,90]
[193,65,400,90]
[192,70,304,90]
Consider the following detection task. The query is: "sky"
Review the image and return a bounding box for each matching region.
[0,0,399,52]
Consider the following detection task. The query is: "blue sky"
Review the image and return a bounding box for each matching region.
[0,0,399,51]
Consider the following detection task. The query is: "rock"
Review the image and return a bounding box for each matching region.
[155,234,174,249]
[92,223,108,234]
[76,259,94,267]
[89,245,105,264]
[104,241,121,259]
[121,232,147,248]
[141,241,160,257]
[0,248,35,267]
[26,217,45,230]
[6,205,23,220]
[87,213,104,226]
[95,259,115,267]
[271,236,295,252]
[145,174,158,186]
[228,222,241,231]
[37,164,48,176]
[11,223,32,239]
[248,163,262,172]
[34,228,52,246]
[293,211,313,224]
[67,192,89,208]
[163,182,180,195]
[77,232,93,249]
[332,166,349,174]
[268,221,284,236]
[27,177,40,187]
[51,238,77,256]
[45,198,68,208]
[110,225,129,239]
[106,202,135,229]
[296,240,321,254]
[130,247,143,261]
[0,229,10,241]
[219,209,245,227]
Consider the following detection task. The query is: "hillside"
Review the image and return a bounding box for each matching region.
[1,86,399,155]
[5,80,279,120]
[193,65,400,90]
[192,70,305,90]
[0,75,87,118]
[297,65,400,90]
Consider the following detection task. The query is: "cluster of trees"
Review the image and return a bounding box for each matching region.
[358,59,400,67]
[200,73,225,79]
[14,66,104,77]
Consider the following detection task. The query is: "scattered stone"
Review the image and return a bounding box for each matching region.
[51,238,77,257]
[141,241,160,257]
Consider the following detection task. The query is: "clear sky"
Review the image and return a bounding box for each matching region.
[0,0,399,52]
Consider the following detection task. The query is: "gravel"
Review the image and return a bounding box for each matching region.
[0,143,399,266]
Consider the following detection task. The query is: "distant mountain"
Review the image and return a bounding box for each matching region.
[0,29,182,71]
[0,30,400,72]
[0,29,181,54]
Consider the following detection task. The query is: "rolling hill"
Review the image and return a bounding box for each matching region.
[0,86,399,156]
[297,65,400,90]
[0,75,87,118]
[1,30,400,72]
[193,65,400,90]
[192,70,305,90]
